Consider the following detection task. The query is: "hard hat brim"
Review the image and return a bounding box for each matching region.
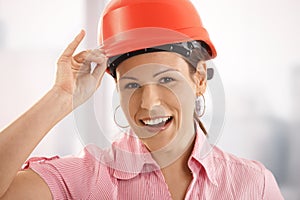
[101,27,217,59]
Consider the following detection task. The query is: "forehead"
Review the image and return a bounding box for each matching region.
[116,52,190,79]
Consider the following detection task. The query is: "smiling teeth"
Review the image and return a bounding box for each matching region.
[143,117,171,126]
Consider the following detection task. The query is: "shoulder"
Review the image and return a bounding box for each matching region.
[25,144,115,199]
[207,146,284,199]
[27,144,115,178]
[209,146,268,186]
[211,146,266,173]
[26,145,101,172]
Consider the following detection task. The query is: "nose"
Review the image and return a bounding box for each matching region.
[140,84,161,110]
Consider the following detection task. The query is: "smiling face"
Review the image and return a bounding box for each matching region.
[116,52,206,152]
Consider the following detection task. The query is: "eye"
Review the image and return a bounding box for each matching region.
[159,77,175,84]
[124,82,141,89]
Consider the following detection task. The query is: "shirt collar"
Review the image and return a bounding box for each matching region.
[188,125,218,186]
[111,133,159,180]
[111,127,218,186]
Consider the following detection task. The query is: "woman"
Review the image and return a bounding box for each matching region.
[0,0,283,199]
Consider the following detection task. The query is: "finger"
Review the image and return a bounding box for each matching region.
[71,50,92,71]
[60,30,85,58]
[92,64,105,80]
[71,57,82,71]
[83,49,106,63]
[72,61,91,73]
[73,49,104,64]
[72,49,106,72]
[93,66,105,89]
[90,48,106,57]
[73,50,91,63]
[92,58,108,84]
[85,55,106,64]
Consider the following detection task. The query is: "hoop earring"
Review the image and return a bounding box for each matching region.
[114,105,130,128]
[195,94,206,118]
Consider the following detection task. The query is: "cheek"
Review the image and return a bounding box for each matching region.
[119,91,137,123]
[119,88,143,124]
[158,88,181,112]
[170,82,196,120]
[128,94,140,119]
[180,94,196,115]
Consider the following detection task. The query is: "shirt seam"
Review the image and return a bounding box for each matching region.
[211,155,265,174]
[262,170,266,200]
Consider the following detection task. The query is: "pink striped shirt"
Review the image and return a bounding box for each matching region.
[25,128,284,200]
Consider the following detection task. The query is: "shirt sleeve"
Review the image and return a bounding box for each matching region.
[23,148,100,200]
[263,169,284,200]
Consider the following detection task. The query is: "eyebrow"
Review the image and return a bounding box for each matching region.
[119,69,179,81]
[153,69,178,77]
[119,76,139,81]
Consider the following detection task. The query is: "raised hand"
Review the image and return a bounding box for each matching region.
[54,30,107,108]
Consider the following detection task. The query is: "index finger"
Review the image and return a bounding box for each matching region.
[61,30,86,57]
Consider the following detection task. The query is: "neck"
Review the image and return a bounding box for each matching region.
[152,133,196,170]
[161,135,195,179]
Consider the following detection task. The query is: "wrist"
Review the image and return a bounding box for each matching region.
[49,86,73,113]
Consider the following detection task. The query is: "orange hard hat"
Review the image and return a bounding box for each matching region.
[99,0,217,77]
[99,0,217,55]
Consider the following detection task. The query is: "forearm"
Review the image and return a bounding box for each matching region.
[0,87,72,196]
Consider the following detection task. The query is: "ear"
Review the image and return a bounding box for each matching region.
[192,61,207,96]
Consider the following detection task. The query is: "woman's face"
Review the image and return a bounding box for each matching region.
[116,52,206,152]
